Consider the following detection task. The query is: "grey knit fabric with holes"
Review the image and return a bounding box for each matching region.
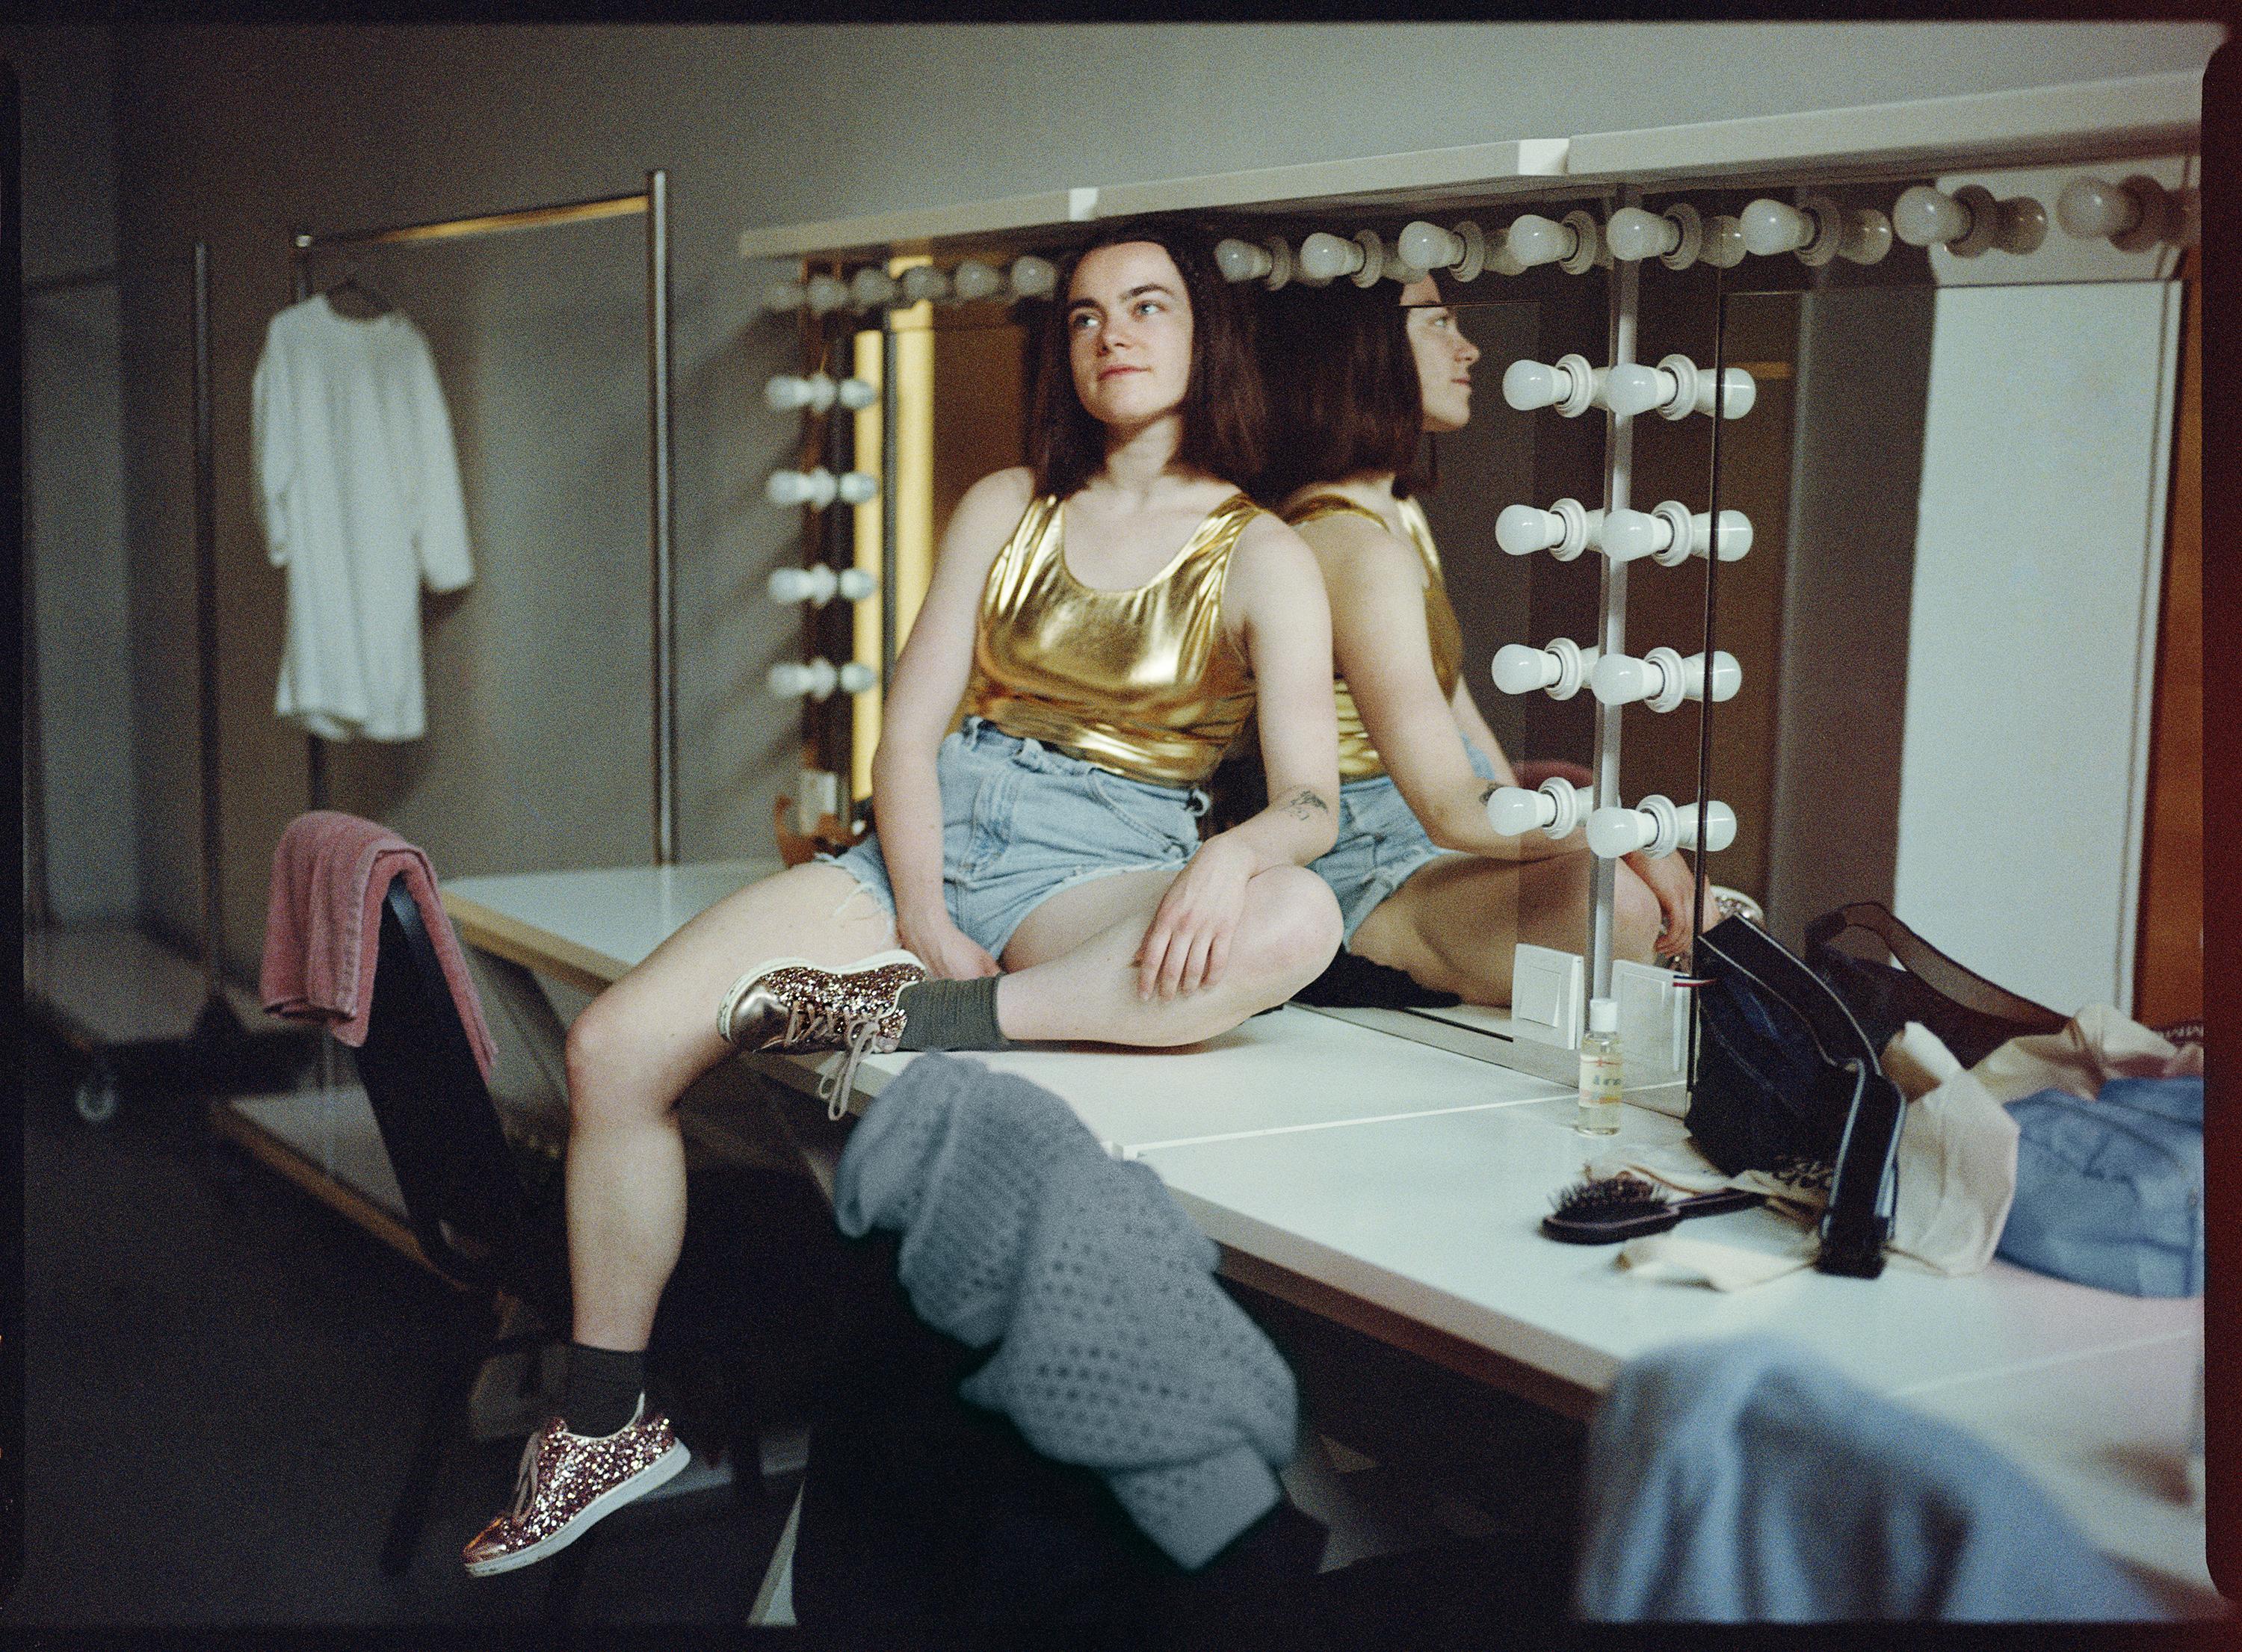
[833,1054,1299,1570]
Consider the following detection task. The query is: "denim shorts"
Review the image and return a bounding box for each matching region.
[818,717,1209,962]
[1311,742,1501,947]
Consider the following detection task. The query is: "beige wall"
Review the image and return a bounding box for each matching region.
[13,21,2223,977]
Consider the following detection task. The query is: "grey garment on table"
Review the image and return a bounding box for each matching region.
[1574,1334,2167,1622]
[833,1053,1300,1571]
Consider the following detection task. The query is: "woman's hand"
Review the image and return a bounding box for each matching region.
[1136,835,1254,1000]
[898,908,1001,981]
[1625,850,1699,961]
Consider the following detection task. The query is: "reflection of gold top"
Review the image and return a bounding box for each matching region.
[1284,493,1464,782]
[961,492,1262,787]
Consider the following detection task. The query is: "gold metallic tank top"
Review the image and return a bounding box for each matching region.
[961,492,1262,787]
[1283,492,1464,782]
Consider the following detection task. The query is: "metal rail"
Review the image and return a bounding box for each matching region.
[288,173,678,861]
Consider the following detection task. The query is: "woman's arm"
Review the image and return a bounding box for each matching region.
[1306,516,1578,863]
[1448,677,1521,790]
[1134,515,1339,999]
[868,466,1034,978]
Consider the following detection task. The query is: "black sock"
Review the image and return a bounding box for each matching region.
[894,974,1015,1051]
[561,1343,646,1437]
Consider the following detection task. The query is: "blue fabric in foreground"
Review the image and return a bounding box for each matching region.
[1999,1076,2204,1297]
[1574,1335,2165,1621]
[833,1053,1299,1571]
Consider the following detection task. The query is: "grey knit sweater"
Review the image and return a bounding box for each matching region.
[833,1054,1299,1571]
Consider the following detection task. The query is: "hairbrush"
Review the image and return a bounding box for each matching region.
[1540,1171,1766,1245]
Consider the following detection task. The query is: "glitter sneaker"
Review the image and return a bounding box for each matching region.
[460,1396,691,1577]
[717,950,927,1120]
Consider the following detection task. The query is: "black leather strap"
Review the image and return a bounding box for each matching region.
[1805,902,2066,1027]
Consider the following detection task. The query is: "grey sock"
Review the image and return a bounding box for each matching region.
[562,1343,646,1438]
[895,974,1015,1051]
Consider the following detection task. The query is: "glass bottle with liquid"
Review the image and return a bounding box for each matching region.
[1575,996,1623,1136]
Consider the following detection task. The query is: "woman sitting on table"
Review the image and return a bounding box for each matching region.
[1247,273,1695,1009]
[461,224,1344,1577]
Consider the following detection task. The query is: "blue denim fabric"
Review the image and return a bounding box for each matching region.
[1309,743,1500,945]
[819,717,1208,962]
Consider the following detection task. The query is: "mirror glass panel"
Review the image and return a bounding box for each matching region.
[1702,159,2191,1019]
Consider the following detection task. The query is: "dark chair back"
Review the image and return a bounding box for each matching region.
[353,873,563,1317]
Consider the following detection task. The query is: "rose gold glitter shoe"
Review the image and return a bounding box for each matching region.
[460,1397,691,1577]
[716,950,927,1121]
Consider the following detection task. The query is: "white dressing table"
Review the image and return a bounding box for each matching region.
[439,859,2217,1609]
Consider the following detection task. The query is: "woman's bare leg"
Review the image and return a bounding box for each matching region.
[1347,853,1663,1005]
[993,863,1341,1045]
[562,862,893,1352]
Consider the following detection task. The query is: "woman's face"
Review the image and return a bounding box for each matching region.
[1401,274,1479,434]
[1066,241,1196,433]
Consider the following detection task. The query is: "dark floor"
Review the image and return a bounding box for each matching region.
[1,1020,1596,1646]
[1,1023,792,1632]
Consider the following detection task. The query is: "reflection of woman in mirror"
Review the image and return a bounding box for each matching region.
[463,225,1341,1576]
[1249,274,1694,1009]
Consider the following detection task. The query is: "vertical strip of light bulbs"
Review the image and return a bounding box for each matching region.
[850,314,887,808]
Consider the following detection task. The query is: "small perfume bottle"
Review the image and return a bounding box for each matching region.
[1575,996,1623,1136]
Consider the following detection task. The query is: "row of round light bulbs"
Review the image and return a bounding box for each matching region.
[765,254,1060,317]
[1216,172,2194,289]
[1484,775,1735,861]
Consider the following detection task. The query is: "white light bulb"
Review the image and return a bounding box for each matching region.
[835,471,879,507]
[1502,359,1564,412]
[836,567,878,601]
[1009,255,1057,298]
[805,275,850,315]
[2057,176,2140,241]
[763,281,806,315]
[1739,198,1810,257]
[1486,787,1553,836]
[1604,207,1675,262]
[850,267,897,308]
[899,265,950,304]
[1495,504,1557,556]
[1397,221,1458,271]
[1587,807,1653,860]
[1597,510,1663,564]
[1591,654,1653,706]
[1298,232,1362,283]
[1491,643,1556,696]
[1600,363,1665,418]
[768,566,825,604]
[764,373,830,412]
[1507,214,1574,269]
[1892,185,1971,247]
[835,376,878,411]
[1700,215,1746,269]
[1214,238,1271,282]
[836,662,877,696]
[951,259,1001,301]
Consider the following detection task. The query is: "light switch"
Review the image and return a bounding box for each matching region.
[1508,944,1584,1050]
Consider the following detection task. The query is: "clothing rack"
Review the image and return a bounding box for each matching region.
[22,244,235,1045]
[286,172,679,863]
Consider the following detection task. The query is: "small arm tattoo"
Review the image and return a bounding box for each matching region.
[1279,788,1332,823]
[1479,782,1500,808]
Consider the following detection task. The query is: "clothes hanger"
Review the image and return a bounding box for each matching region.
[320,262,395,318]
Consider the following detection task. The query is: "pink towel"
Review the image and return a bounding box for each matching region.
[259,810,498,1079]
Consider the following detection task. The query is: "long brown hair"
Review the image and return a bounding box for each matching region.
[1025,222,1267,500]
[1252,276,1432,505]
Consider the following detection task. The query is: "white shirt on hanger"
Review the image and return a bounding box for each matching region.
[252,293,473,742]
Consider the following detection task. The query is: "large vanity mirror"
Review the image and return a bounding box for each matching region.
[796,149,2193,1071]
[1707,155,2195,1019]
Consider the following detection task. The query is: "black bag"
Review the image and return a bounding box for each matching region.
[1805,901,2069,1068]
[1687,915,1905,1278]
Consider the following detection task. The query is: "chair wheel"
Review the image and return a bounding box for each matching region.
[74,1069,120,1124]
